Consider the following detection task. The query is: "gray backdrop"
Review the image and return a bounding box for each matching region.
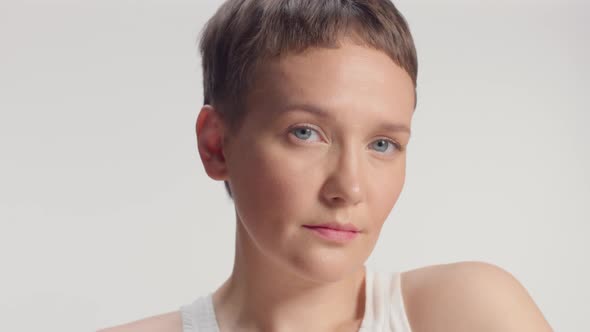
[0,0,587,331]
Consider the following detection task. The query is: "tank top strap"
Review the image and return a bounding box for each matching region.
[359,266,413,332]
[390,270,413,331]
[180,294,219,332]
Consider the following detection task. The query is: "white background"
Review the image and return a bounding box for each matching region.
[0,0,588,331]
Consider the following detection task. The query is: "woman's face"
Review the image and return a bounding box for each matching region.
[222,40,415,282]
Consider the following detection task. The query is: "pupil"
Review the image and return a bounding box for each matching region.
[296,128,311,139]
[375,140,388,151]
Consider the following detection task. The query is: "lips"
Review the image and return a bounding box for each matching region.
[302,222,360,232]
[303,222,360,242]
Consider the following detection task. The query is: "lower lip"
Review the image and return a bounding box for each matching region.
[303,226,359,242]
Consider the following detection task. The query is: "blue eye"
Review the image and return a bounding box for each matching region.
[290,126,321,142]
[289,125,401,154]
[370,139,399,154]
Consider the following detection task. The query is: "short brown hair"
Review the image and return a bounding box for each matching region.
[198,0,418,199]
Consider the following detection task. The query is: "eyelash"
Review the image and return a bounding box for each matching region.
[288,124,403,153]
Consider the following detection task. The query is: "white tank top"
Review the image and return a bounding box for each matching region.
[180,267,412,332]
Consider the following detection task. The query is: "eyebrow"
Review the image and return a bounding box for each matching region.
[282,103,412,136]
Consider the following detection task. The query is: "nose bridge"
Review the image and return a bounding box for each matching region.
[322,140,364,205]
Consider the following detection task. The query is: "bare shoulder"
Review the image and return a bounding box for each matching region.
[97,310,182,332]
[400,261,553,332]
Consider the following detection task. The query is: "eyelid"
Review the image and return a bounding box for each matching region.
[290,123,320,131]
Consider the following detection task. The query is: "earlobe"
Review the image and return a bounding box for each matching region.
[196,105,229,181]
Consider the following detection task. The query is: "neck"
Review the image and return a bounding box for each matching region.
[212,219,367,332]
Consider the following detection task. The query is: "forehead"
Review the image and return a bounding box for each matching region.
[245,41,415,125]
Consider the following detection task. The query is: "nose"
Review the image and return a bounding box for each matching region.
[320,145,364,207]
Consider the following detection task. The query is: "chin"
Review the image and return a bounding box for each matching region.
[285,251,366,284]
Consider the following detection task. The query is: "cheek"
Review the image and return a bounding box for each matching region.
[366,157,406,229]
[229,142,318,231]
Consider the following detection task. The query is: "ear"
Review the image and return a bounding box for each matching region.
[196,105,229,181]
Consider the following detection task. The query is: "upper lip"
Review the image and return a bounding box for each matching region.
[303,222,360,232]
